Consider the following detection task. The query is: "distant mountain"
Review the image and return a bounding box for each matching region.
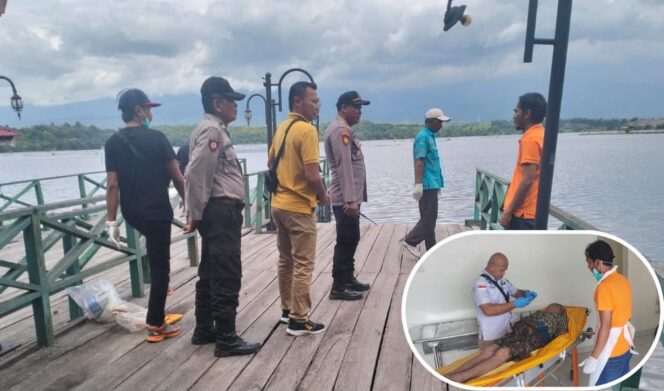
[1,75,662,128]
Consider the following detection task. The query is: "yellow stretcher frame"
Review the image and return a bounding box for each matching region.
[438,306,588,387]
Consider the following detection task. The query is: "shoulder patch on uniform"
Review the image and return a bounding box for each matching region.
[341,130,351,145]
[209,138,220,152]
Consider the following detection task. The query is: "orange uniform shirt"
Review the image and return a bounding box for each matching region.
[594,271,633,357]
[504,124,544,219]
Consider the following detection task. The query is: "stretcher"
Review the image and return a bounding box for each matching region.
[438,306,591,387]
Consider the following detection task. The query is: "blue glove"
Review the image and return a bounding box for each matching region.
[514,297,533,308]
[525,290,538,299]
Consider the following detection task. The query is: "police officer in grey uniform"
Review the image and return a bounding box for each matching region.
[184,76,260,357]
[324,91,371,300]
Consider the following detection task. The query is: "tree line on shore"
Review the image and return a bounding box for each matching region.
[1,117,663,153]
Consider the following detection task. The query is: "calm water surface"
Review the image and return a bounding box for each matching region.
[1,133,662,261]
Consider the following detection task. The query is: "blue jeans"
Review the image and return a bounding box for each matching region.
[507,216,535,230]
[596,350,632,385]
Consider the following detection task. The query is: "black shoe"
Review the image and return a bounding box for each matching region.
[191,325,216,345]
[286,319,326,336]
[279,309,290,324]
[329,286,363,301]
[214,333,261,357]
[346,277,370,292]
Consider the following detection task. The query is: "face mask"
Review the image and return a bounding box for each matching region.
[142,118,151,127]
[592,268,603,281]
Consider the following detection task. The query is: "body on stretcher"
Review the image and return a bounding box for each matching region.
[437,306,591,387]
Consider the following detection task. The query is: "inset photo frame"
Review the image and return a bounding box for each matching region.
[402,231,663,390]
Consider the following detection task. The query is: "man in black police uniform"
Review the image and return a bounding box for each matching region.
[324,91,371,300]
[184,77,260,357]
[105,88,185,342]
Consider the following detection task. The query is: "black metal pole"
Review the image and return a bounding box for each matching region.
[534,0,572,229]
[264,73,274,150]
[0,76,19,95]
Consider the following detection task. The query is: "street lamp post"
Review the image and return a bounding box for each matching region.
[523,0,573,229]
[261,68,323,231]
[0,75,24,119]
[0,74,22,353]
[244,93,270,138]
[263,68,318,151]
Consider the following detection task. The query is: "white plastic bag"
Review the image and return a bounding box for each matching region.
[66,279,147,332]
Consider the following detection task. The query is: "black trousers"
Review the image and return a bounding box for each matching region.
[130,219,172,327]
[196,200,243,332]
[332,205,361,288]
[405,189,439,250]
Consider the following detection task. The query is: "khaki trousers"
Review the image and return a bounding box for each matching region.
[272,208,317,322]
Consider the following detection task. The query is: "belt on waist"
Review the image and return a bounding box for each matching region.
[210,197,244,207]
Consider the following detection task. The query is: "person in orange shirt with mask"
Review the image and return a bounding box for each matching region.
[499,93,546,230]
[579,240,636,386]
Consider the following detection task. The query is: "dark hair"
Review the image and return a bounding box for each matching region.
[518,92,547,123]
[288,81,317,111]
[585,240,615,265]
[201,94,229,115]
[121,108,135,123]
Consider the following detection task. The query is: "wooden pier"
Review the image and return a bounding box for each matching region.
[0,223,471,391]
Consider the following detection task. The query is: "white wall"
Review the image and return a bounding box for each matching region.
[625,246,660,331]
[405,232,660,348]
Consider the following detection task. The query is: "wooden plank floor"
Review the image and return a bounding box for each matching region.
[0,223,470,391]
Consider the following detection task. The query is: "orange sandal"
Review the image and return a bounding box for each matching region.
[146,323,181,343]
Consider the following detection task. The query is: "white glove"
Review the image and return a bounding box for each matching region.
[579,356,598,375]
[413,183,424,201]
[107,221,120,247]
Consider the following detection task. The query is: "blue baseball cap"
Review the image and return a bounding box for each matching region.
[117,88,161,110]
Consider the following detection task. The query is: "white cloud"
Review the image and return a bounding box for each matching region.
[0,0,661,120]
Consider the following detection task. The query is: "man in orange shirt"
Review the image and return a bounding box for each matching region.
[499,93,546,230]
[579,240,635,386]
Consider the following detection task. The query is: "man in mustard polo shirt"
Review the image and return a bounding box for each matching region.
[268,81,330,336]
[499,93,546,230]
[580,240,636,386]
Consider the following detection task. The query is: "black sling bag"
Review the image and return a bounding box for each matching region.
[265,118,303,193]
[481,273,510,303]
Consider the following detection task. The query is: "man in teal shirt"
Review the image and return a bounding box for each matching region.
[400,108,449,257]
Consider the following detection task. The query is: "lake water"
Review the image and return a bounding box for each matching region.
[1,132,662,261]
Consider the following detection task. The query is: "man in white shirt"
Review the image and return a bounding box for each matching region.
[472,252,537,348]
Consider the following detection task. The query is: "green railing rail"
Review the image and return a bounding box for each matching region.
[0,157,329,347]
[0,171,107,215]
[0,193,198,348]
[466,168,598,230]
[242,157,331,233]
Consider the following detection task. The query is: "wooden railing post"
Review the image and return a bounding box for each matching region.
[33,180,45,207]
[23,211,54,347]
[77,174,90,220]
[62,218,83,320]
[187,233,199,267]
[243,175,252,228]
[254,174,265,233]
[125,224,145,298]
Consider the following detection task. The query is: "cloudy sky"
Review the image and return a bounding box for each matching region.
[0,0,663,124]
